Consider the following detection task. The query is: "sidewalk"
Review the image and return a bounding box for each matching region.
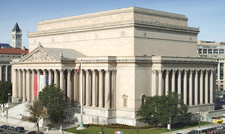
[0,115,77,134]
[161,123,221,134]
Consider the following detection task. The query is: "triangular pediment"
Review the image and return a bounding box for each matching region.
[19,45,60,63]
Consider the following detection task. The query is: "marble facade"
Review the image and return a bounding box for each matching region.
[11,7,217,126]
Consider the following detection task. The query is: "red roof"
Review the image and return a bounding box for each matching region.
[0,48,29,54]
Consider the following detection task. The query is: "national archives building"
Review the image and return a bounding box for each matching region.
[11,7,217,125]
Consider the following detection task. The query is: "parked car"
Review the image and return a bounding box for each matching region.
[0,125,7,129]
[14,126,25,132]
[177,131,187,134]
[28,131,44,134]
[217,126,223,130]
[7,126,15,131]
[222,123,225,128]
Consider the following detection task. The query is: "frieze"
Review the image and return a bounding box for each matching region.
[20,50,59,62]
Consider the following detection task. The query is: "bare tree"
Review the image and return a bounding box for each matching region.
[21,101,47,131]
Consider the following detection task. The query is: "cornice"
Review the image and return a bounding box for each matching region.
[28,19,199,38]
[38,7,187,26]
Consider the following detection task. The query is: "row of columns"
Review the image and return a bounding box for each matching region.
[152,69,215,106]
[12,68,116,109]
[0,65,11,82]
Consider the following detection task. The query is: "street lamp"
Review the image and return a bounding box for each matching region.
[7,93,11,103]
[169,118,171,134]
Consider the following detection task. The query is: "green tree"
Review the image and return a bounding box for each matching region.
[0,81,12,105]
[136,91,189,127]
[38,84,66,109]
[21,101,47,131]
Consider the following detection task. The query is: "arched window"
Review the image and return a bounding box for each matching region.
[141,94,146,104]
[122,94,128,107]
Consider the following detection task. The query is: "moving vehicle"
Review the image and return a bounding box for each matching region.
[189,126,217,134]
[14,126,25,132]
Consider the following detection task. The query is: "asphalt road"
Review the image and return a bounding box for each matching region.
[0,128,20,134]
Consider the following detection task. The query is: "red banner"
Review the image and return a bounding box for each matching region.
[34,75,37,97]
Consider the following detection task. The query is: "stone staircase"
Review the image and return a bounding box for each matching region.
[0,102,37,128]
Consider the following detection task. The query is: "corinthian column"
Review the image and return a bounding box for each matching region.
[43,69,46,87]
[210,70,214,104]
[172,70,176,92]
[74,70,79,103]
[200,70,204,104]
[178,70,182,95]
[158,70,163,96]
[85,70,90,106]
[60,69,65,91]
[195,70,199,105]
[105,70,111,109]
[31,70,35,101]
[22,70,26,102]
[12,69,17,98]
[26,70,31,102]
[152,70,156,96]
[54,70,58,86]
[183,70,188,104]
[18,70,22,98]
[165,70,170,95]
[67,69,72,103]
[99,70,103,108]
[48,69,52,85]
[205,70,209,104]
[189,70,194,106]
[92,69,96,107]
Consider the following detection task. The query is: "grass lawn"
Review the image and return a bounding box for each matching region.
[65,121,213,134]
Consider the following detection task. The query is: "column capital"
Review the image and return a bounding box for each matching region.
[177,69,183,74]
[112,70,117,74]
[158,69,164,74]
[54,69,58,73]
[152,69,157,74]
[165,69,171,74]
[60,69,65,73]
[67,69,72,73]
[105,69,111,74]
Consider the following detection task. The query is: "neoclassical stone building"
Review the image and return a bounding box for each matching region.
[11,7,217,125]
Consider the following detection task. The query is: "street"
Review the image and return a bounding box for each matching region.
[0,129,20,134]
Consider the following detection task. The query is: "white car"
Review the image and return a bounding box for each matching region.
[217,126,223,130]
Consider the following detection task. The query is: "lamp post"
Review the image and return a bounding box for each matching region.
[169,118,171,134]
[7,93,11,103]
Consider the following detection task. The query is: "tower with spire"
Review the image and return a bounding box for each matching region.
[11,23,22,48]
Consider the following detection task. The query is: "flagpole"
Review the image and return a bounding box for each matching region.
[77,59,85,130]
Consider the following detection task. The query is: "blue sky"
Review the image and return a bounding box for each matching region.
[0,0,225,49]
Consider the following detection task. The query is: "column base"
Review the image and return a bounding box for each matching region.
[76,126,86,130]
[12,97,22,103]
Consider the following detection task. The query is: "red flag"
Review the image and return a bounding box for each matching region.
[75,64,81,75]
[34,75,37,97]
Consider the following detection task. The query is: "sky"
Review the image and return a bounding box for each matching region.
[0,0,225,49]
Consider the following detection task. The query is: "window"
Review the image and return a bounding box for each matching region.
[219,49,224,54]
[122,94,128,107]
[141,94,146,104]
[198,49,202,54]
[213,49,218,54]
[203,49,207,54]
[208,49,212,54]
[123,98,127,107]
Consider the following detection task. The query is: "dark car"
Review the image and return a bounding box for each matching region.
[0,125,7,129]
[7,126,15,131]
[28,131,44,134]
[14,126,25,132]
[28,131,37,134]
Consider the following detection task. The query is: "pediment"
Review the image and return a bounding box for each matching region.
[19,49,60,63]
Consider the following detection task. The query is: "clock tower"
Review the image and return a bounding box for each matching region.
[12,23,22,48]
